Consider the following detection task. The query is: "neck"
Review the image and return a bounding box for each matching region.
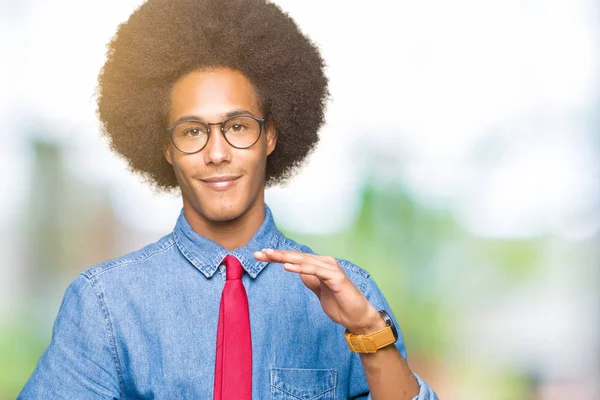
[182,194,266,252]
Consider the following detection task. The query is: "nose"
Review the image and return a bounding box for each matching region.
[203,125,231,165]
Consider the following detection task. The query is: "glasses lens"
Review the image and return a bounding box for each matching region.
[223,116,261,148]
[171,121,209,153]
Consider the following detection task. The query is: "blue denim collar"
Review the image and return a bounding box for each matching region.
[172,203,282,279]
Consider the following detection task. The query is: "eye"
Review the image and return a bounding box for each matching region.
[184,127,205,137]
[225,122,248,133]
[227,123,247,133]
[174,121,208,138]
[224,116,257,134]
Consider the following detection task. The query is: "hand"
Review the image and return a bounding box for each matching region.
[253,249,384,334]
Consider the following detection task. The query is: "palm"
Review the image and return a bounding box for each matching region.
[292,259,373,330]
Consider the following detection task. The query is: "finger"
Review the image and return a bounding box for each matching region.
[258,249,308,264]
[253,251,269,261]
[283,262,340,283]
[315,255,343,270]
[256,249,337,271]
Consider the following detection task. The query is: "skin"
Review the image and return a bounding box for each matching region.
[164,67,277,251]
[165,67,420,399]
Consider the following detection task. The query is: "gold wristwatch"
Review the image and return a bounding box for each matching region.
[344,310,398,353]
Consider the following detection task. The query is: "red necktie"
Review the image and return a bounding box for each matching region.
[213,255,252,400]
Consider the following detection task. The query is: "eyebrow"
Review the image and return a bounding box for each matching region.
[169,109,258,127]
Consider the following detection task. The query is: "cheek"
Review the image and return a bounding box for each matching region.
[170,154,197,182]
[247,147,268,177]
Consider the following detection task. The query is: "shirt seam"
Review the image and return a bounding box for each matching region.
[82,274,126,398]
[277,236,306,252]
[335,259,370,294]
[360,270,368,293]
[270,366,337,400]
[172,229,204,269]
[270,385,337,400]
[83,237,176,279]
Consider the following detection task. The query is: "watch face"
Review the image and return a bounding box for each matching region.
[379,310,399,341]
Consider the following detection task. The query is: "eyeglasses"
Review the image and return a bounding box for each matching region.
[166,114,265,154]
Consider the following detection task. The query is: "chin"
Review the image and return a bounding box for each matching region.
[183,179,260,224]
[199,201,247,223]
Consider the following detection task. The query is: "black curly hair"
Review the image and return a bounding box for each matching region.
[96,0,329,192]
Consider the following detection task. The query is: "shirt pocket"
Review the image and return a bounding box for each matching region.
[270,368,337,400]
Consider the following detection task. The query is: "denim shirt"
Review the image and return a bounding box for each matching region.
[20,204,438,400]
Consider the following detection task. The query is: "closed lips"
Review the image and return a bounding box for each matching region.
[201,176,240,182]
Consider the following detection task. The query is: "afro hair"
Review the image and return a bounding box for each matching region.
[96,0,329,192]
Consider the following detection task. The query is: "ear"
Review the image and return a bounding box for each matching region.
[265,121,277,156]
[164,142,173,165]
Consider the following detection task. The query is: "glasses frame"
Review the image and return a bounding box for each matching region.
[166,113,266,154]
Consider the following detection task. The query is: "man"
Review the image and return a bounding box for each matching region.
[20,0,438,399]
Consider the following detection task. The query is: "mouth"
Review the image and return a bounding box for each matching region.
[199,175,241,191]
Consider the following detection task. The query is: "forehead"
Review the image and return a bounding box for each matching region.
[168,67,261,123]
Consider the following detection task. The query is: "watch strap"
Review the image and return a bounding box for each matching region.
[344,325,397,353]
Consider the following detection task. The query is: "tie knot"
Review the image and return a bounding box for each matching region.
[222,255,244,280]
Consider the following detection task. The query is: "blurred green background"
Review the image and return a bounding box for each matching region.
[1,0,599,399]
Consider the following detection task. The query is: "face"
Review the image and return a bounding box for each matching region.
[164,67,277,223]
